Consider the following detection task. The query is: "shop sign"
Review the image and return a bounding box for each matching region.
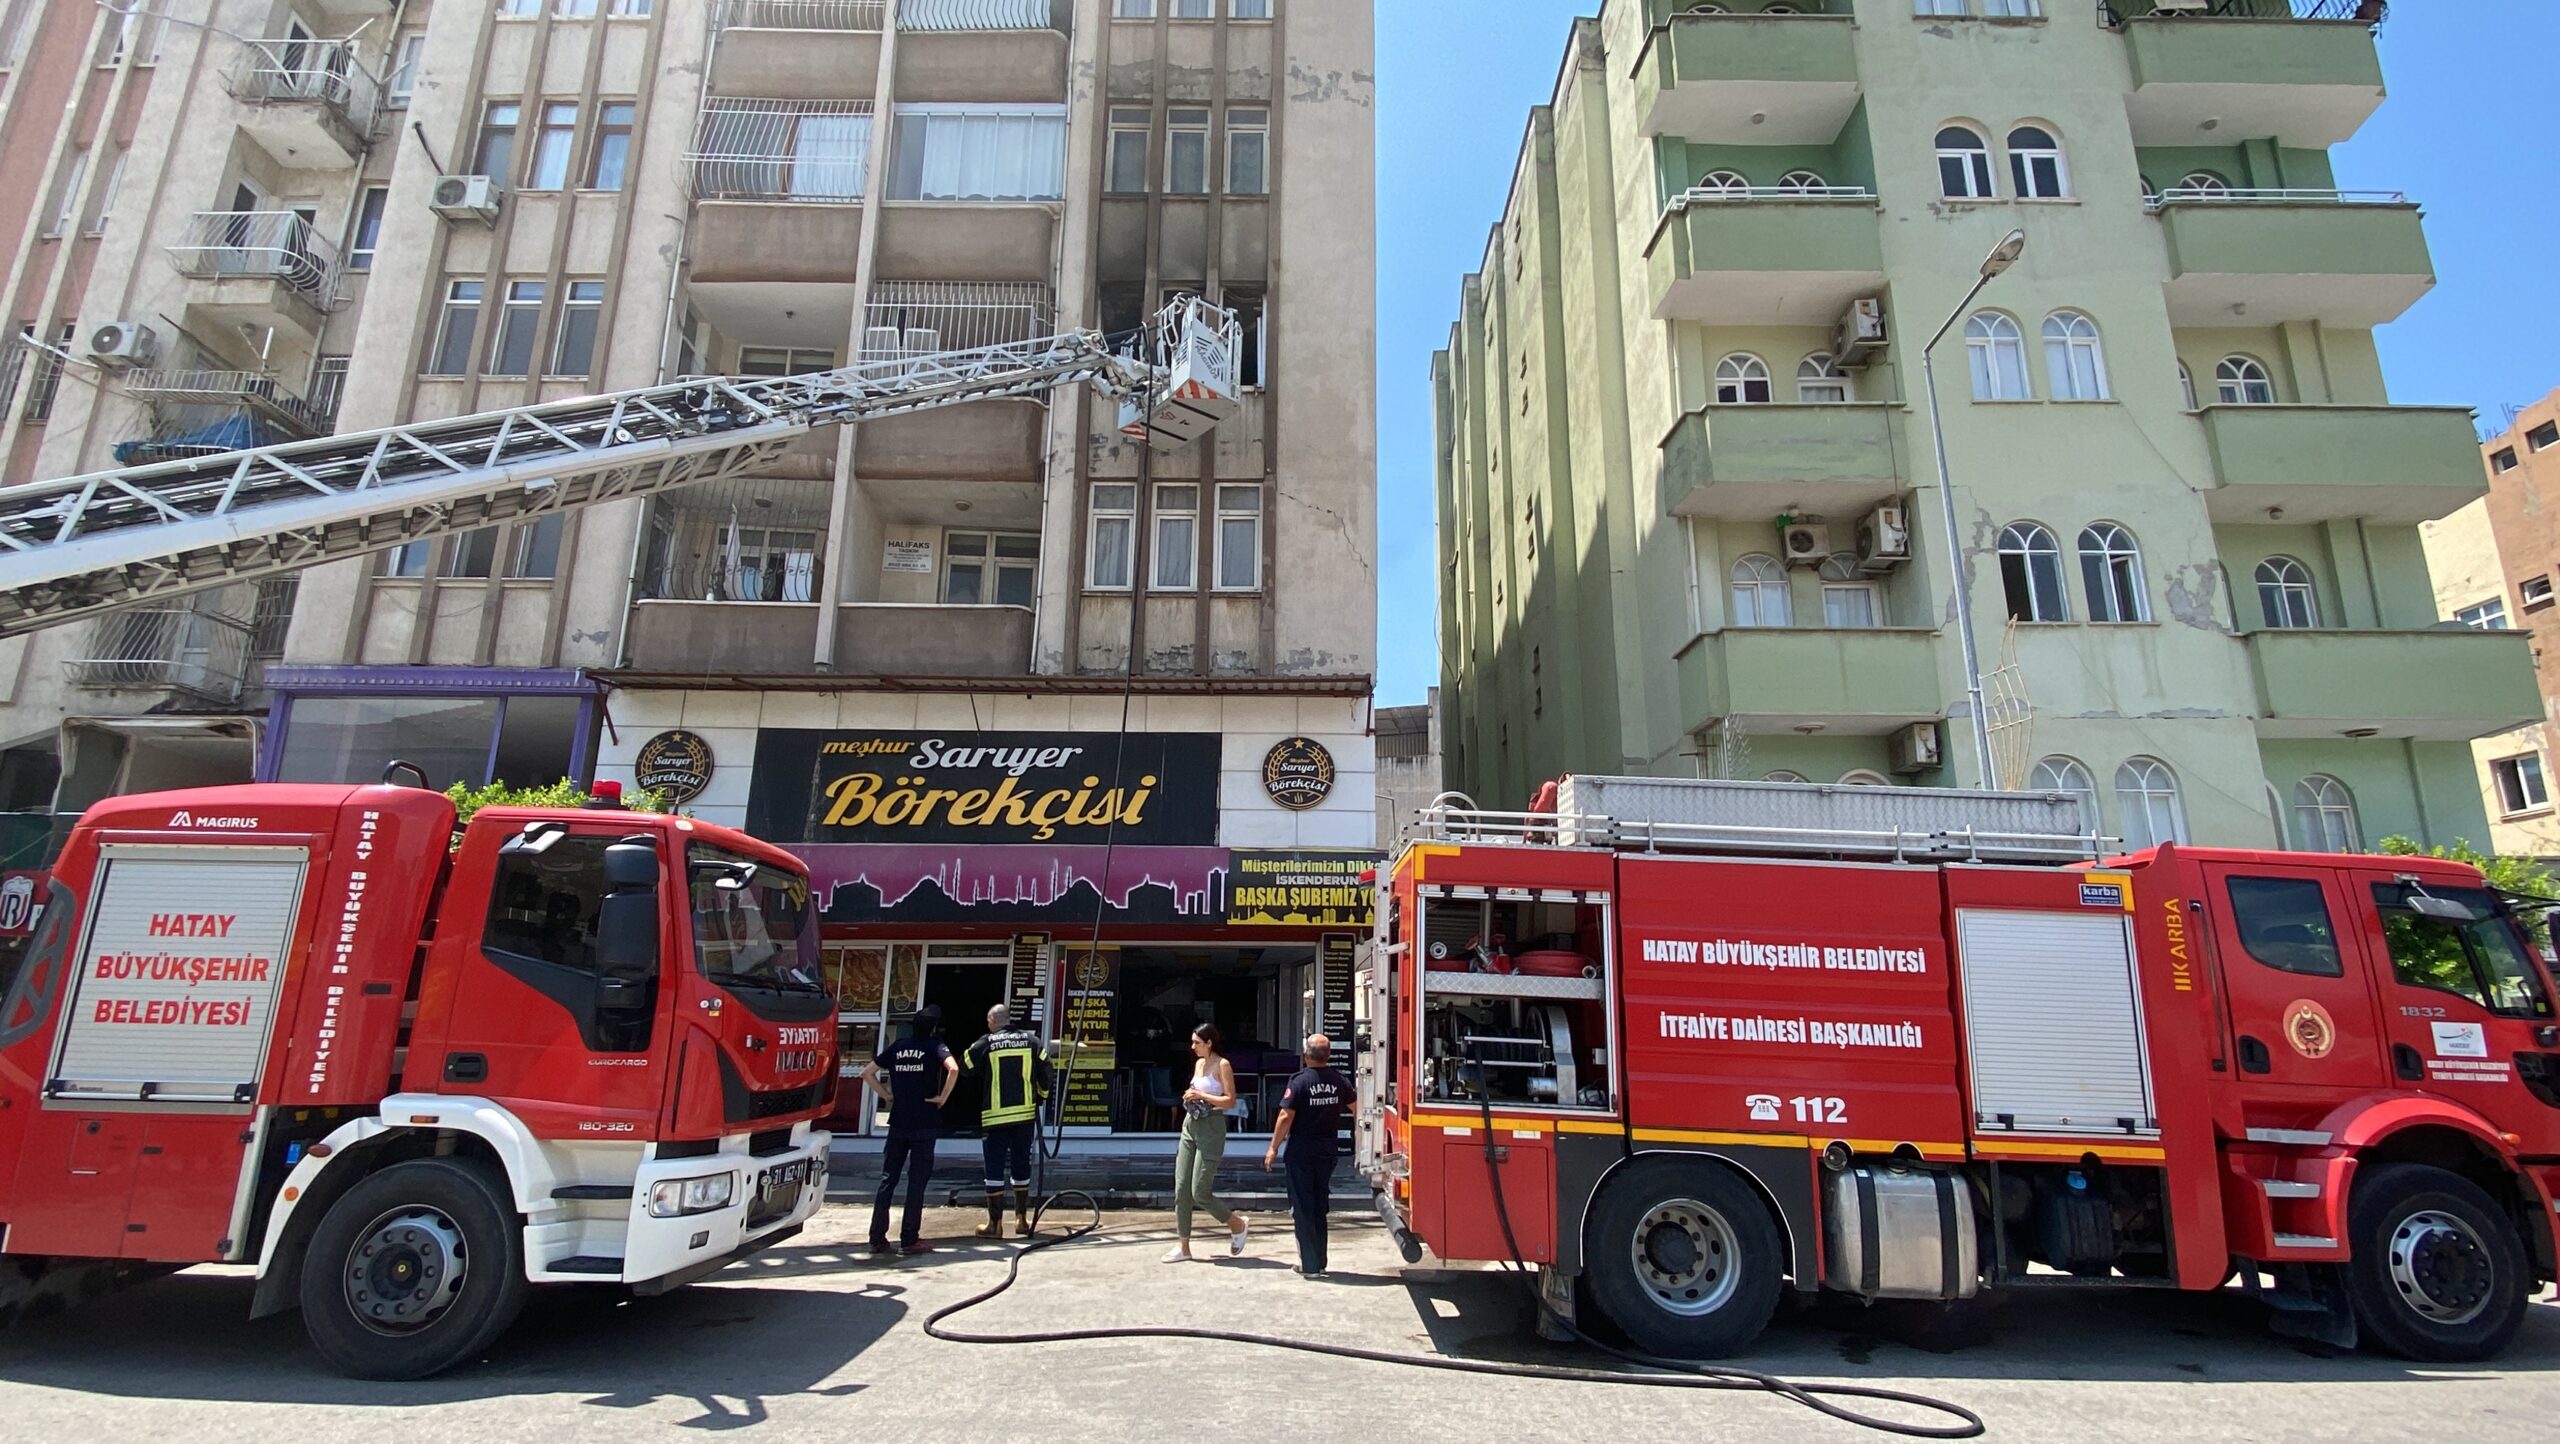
[1318,932,1357,1042]
[1009,931,1050,1026]
[1261,737,1336,811]
[634,729,715,807]
[748,729,1221,845]
[1226,851,1377,928]
[883,539,935,574]
[1056,948,1118,1128]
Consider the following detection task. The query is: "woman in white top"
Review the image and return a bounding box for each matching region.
[1163,1023,1250,1261]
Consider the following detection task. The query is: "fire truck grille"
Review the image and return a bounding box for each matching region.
[745,1078,826,1122]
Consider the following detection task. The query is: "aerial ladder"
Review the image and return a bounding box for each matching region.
[0,299,1242,638]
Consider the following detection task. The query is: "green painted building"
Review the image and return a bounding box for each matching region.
[1434,0,2538,852]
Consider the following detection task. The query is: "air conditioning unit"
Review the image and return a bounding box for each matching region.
[1832,297,1888,370]
[87,321,157,369]
[429,174,504,225]
[1890,722,1943,776]
[1780,521,1831,567]
[1855,503,1911,573]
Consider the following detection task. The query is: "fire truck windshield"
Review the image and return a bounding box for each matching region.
[2373,882,2555,1018]
[688,847,825,995]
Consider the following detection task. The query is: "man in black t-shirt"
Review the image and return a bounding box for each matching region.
[862,1005,957,1257]
[1264,1033,1352,1278]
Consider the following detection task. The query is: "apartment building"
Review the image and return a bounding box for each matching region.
[0,0,1375,1137]
[2416,393,2560,860]
[1435,0,2532,854]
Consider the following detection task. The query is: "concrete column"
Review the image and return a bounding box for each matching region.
[814,8,900,670]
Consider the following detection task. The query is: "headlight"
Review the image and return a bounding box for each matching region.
[646,1170,738,1218]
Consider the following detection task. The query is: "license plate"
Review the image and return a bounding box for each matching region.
[757,1159,812,1200]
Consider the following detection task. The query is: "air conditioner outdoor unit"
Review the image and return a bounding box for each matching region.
[1890,722,1943,776]
[430,174,504,225]
[1856,503,1911,572]
[1780,521,1831,567]
[1833,297,1888,370]
[87,321,157,369]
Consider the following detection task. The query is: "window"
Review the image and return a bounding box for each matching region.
[347,186,388,270]
[1166,108,1209,195]
[2531,421,2560,452]
[589,102,635,190]
[86,148,124,235]
[446,527,502,579]
[887,105,1066,201]
[2174,171,2229,197]
[943,531,1038,607]
[1088,483,1137,589]
[1234,0,1272,15]
[2291,776,2359,852]
[2224,876,2343,977]
[1216,483,1263,589]
[2527,576,2557,614]
[250,574,300,660]
[488,281,546,376]
[2215,356,2274,406]
[2495,753,2550,815]
[1713,353,1771,404]
[2373,882,2553,1017]
[1174,0,1213,15]
[1984,0,2041,13]
[2115,756,2186,849]
[2029,756,2101,836]
[1226,284,1266,388]
[1730,554,1791,628]
[2078,522,2147,623]
[475,101,522,183]
[1796,353,1849,403]
[716,527,816,601]
[552,280,605,376]
[1116,0,1153,15]
[1227,108,1268,195]
[498,0,540,12]
[1776,169,1828,193]
[1151,483,1199,589]
[1997,522,2066,621]
[1965,312,2030,400]
[21,320,71,423]
[1697,169,1749,196]
[2492,448,2520,473]
[1936,126,1993,200]
[2178,362,2197,411]
[310,354,349,422]
[611,0,654,12]
[524,102,577,190]
[1819,553,1877,627]
[1764,771,1810,784]
[736,346,835,377]
[555,0,599,18]
[1915,0,1966,15]
[428,280,484,375]
[2007,125,2067,198]
[387,34,424,106]
[45,146,87,236]
[2255,557,2318,629]
[1839,771,1890,787]
[513,515,566,579]
[383,542,431,577]
[479,835,646,1047]
[2041,311,2108,400]
[2457,597,2511,631]
[1107,107,1151,194]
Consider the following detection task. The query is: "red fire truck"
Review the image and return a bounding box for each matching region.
[1357,775,2560,1364]
[0,779,835,1378]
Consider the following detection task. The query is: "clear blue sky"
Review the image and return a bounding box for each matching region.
[1370,1,2560,707]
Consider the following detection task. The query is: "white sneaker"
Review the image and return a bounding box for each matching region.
[1229,1217,1249,1256]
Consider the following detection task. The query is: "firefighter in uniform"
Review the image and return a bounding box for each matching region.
[962,1003,1052,1238]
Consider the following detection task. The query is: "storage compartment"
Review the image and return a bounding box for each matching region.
[1414,885,1614,1114]
[1822,1165,1980,1301]
[1427,1127,1556,1265]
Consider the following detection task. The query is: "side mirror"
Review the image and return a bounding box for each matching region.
[596,841,662,1006]
[604,839,659,889]
[2405,893,2479,923]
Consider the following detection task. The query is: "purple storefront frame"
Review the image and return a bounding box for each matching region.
[257,665,601,786]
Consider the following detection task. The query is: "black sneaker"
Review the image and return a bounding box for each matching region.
[901,1240,937,1256]
[868,1239,894,1258]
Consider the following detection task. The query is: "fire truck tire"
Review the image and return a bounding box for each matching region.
[2343,1162,2528,1363]
[1585,1160,1784,1359]
[298,1158,531,1380]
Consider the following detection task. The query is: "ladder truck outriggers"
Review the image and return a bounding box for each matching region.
[1357,775,2560,1364]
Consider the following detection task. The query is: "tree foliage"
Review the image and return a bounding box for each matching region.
[2376,835,2555,946]
[444,778,665,827]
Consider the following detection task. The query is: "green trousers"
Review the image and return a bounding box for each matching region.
[1174,1111,1234,1239]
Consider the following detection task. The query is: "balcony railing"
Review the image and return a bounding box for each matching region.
[901,0,1056,28]
[64,605,254,701]
[2101,0,2384,23]
[166,211,344,306]
[1665,182,1875,215]
[864,281,1051,359]
[122,369,333,436]
[223,38,381,138]
[689,99,873,201]
[2145,185,2405,211]
[715,0,1056,29]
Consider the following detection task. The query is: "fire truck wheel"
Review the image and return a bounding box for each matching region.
[1586,1160,1783,1359]
[299,1158,531,1380]
[2343,1162,2528,1363]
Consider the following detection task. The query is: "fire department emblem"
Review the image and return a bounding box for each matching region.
[2282,999,2337,1060]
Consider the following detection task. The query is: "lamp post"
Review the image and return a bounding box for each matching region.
[1918,228,2026,791]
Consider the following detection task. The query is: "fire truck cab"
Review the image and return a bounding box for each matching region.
[1358,776,2560,1364]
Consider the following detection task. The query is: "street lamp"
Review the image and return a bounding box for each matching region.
[1918,228,2026,790]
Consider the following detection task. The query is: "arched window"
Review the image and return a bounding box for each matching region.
[2078,521,2148,623]
[2216,355,2275,405]
[2255,556,2318,629]
[1763,770,1810,783]
[1698,169,1750,196]
[2178,361,2197,411]
[2140,174,2159,203]
[2173,171,2230,197]
[1776,169,1829,193]
[1797,352,1850,403]
[2293,775,2360,852]
[1838,770,1891,787]
[2041,310,2110,400]
[1965,312,2030,400]
[2115,756,2187,850]
[1936,126,1994,200]
[2030,756,2102,837]
[2007,125,2069,198]
[1819,551,1878,626]
[1714,352,1772,404]
[1730,553,1791,627]
[1997,522,2067,621]
[1762,3,1801,11]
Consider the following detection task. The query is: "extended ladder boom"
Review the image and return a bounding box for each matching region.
[0,312,1225,637]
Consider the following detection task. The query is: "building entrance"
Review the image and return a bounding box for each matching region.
[921,960,1011,1135]
[1109,945,1317,1134]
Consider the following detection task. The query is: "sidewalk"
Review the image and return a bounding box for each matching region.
[826,1141,1368,1209]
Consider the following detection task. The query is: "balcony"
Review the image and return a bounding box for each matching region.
[223,39,379,169]
[2110,1,2387,149]
[165,211,342,341]
[623,600,1035,677]
[2243,627,2537,741]
[1647,188,1883,325]
[1633,5,1858,144]
[2195,403,2481,524]
[64,605,254,703]
[711,0,1069,104]
[1677,626,1943,736]
[2152,189,2432,326]
[121,369,333,439]
[1660,403,1903,521]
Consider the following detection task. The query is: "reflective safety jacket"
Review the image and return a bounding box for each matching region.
[965,1027,1053,1127]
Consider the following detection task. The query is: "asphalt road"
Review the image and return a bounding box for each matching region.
[1,1203,2555,1441]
